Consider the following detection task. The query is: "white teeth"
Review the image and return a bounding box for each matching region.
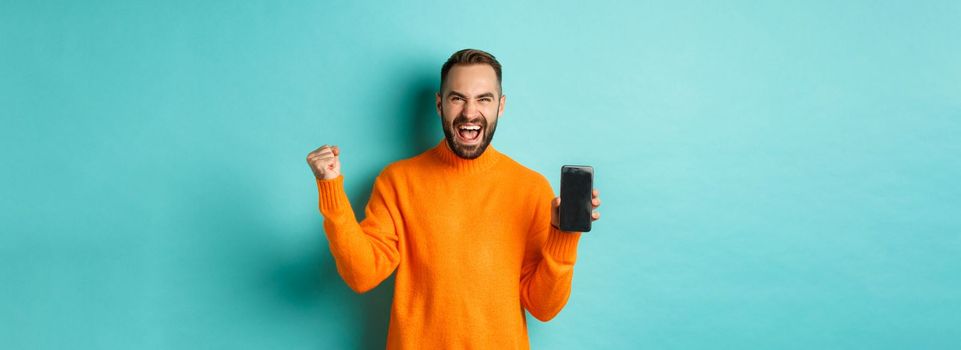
[459,125,481,130]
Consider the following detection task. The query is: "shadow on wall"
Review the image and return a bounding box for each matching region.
[347,68,439,349]
[281,70,439,349]
[406,74,443,156]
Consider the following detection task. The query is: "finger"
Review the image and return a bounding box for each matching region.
[310,151,334,160]
[313,149,333,159]
[592,211,600,221]
[552,197,561,207]
[592,189,599,198]
[308,151,327,160]
[313,156,334,165]
[308,147,329,159]
[592,198,601,208]
[332,145,340,157]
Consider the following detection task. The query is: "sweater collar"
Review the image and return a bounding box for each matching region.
[432,138,502,173]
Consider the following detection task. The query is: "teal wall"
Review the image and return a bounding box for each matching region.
[2,1,960,349]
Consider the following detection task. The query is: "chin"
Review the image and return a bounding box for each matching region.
[455,144,486,159]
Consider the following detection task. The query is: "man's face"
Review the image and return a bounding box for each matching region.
[436,64,506,159]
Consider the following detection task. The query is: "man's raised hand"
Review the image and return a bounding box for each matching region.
[306,145,341,180]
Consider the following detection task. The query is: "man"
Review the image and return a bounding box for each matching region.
[306,49,601,349]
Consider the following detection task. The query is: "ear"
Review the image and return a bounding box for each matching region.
[435,92,443,117]
[498,94,506,117]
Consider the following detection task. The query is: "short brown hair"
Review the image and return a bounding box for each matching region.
[439,48,502,93]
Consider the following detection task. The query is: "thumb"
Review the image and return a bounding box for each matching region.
[332,145,340,157]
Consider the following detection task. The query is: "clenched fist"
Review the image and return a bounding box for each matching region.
[306,145,341,180]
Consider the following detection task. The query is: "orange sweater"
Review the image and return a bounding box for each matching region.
[315,139,582,349]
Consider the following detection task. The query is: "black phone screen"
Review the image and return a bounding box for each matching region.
[559,165,593,232]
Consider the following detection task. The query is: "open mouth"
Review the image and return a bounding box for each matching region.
[455,124,483,144]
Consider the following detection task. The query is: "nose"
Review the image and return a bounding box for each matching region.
[461,99,480,118]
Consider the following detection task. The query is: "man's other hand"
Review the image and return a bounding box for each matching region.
[550,189,601,229]
[307,145,341,180]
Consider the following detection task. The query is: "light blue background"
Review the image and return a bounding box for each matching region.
[2,1,960,349]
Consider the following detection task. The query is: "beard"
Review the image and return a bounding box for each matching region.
[441,112,499,160]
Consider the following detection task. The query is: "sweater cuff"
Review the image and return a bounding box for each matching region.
[543,225,582,264]
[315,175,350,216]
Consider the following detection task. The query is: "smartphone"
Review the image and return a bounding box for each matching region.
[559,165,594,232]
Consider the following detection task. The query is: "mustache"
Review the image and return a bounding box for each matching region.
[451,115,488,127]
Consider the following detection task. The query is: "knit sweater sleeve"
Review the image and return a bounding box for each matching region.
[519,178,582,322]
[315,173,400,294]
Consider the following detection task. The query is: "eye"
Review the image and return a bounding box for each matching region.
[480,98,492,103]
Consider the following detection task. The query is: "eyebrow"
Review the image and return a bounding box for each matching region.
[448,90,497,99]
